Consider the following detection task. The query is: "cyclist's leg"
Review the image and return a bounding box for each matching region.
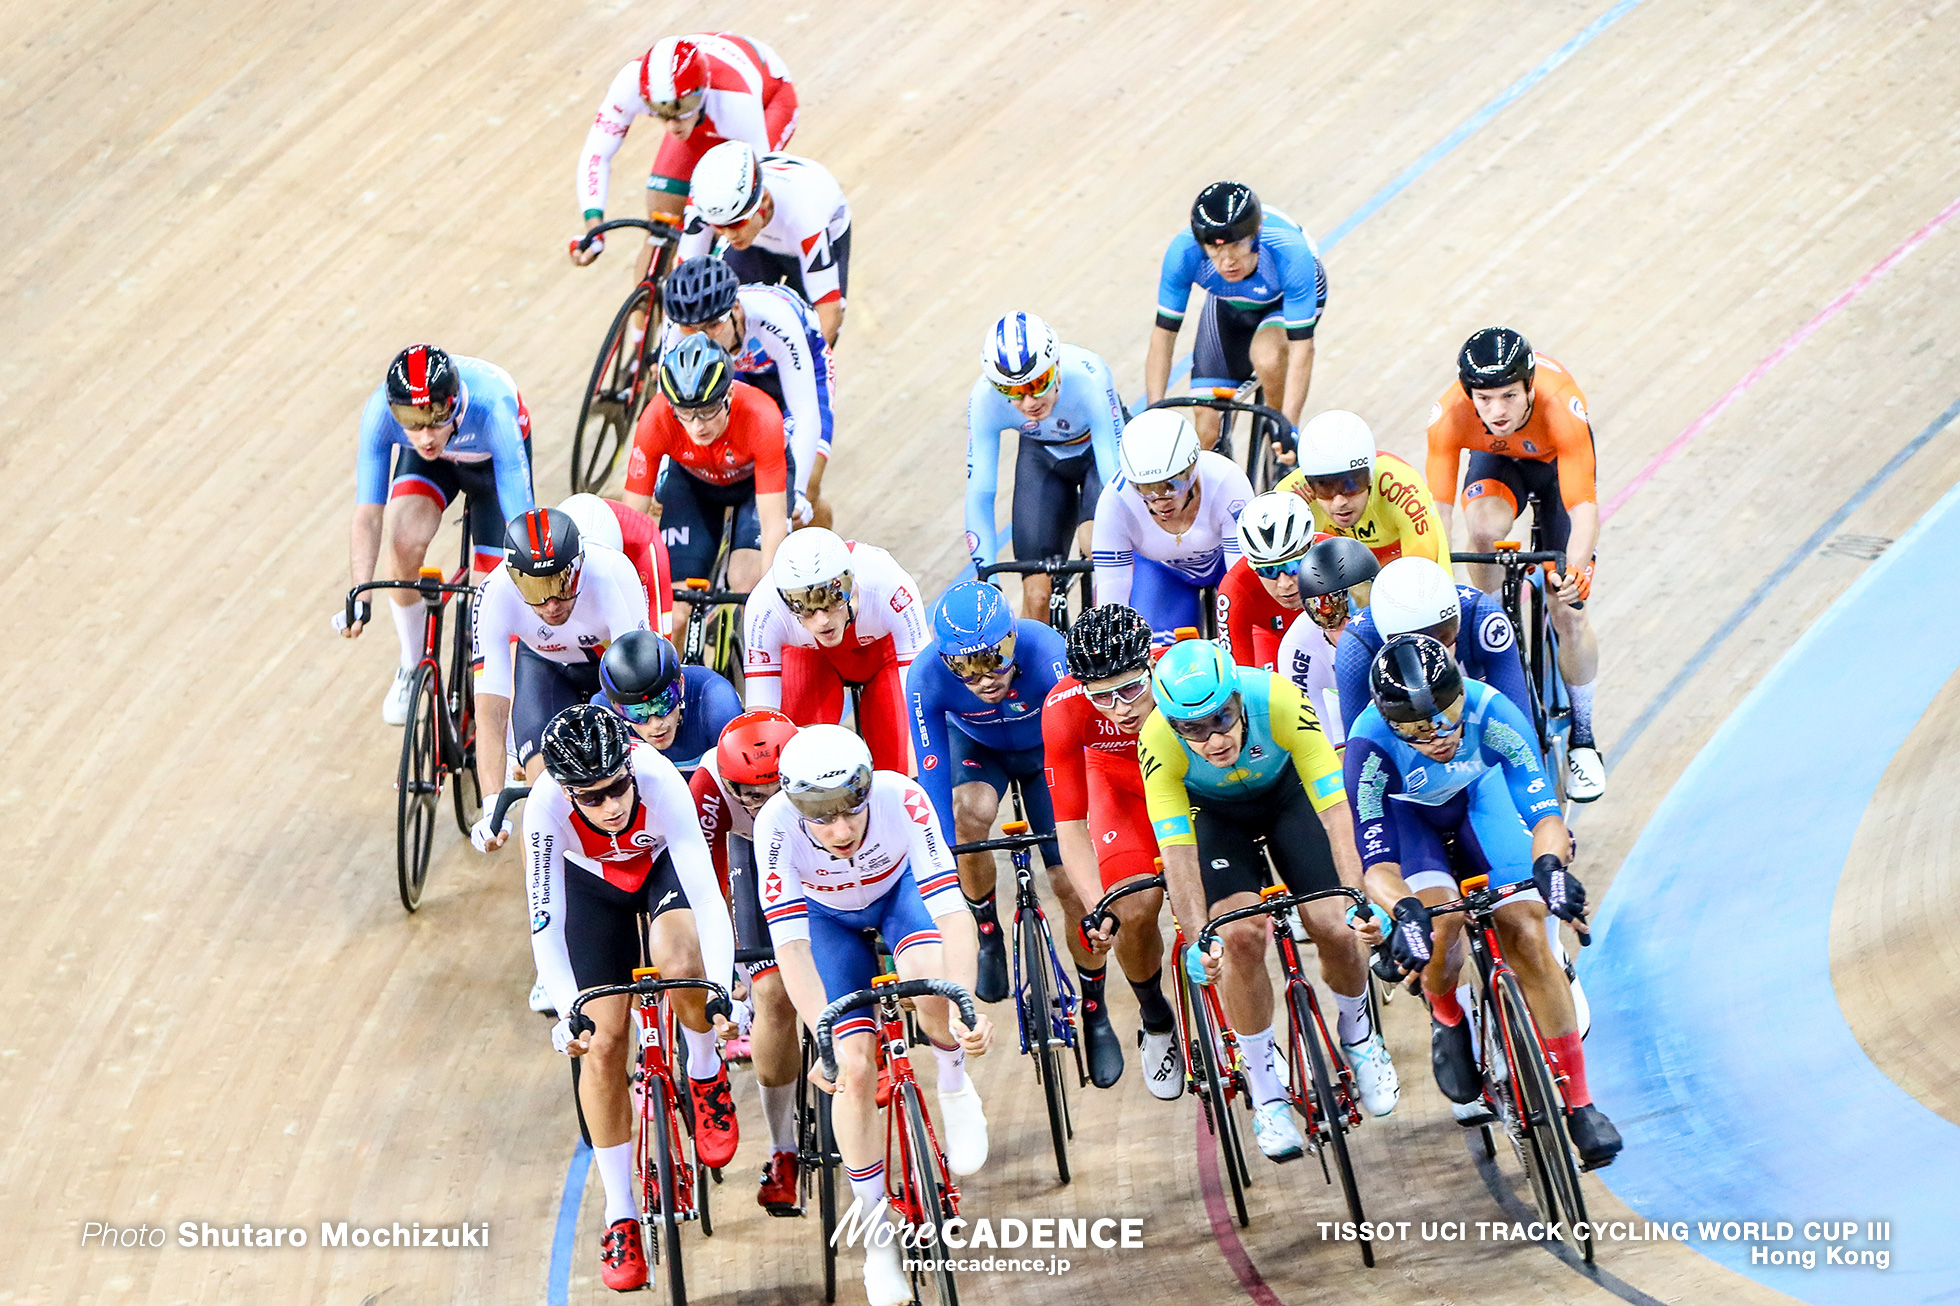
[779,646,846,728]
[1522,458,1602,745]
[1247,311,1294,424]
[1089,778,1168,994]
[1075,453,1104,566]
[878,869,988,1172]
[801,905,886,1211]
[1188,297,1256,450]
[1460,453,1528,592]
[1129,557,1208,642]
[381,452,455,666]
[644,129,705,232]
[656,466,721,631]
[1262,781,1371,1037]
[1000,746,1093,969]
[563,871,645,1214]
[512,649,597,782]
[723,481,766,592]
[948,730,1007,900]
[1190,799,1278,1089]
[821,639,910,773]
[1009,440,1083,623]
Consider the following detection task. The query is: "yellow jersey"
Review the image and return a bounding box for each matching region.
[1277,451,1451,572]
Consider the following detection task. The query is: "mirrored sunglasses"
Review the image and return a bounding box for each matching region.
[990,365,1060,400]
[568,771,635,807]
[1168,696,1243,742]
[1084,672,1152,710]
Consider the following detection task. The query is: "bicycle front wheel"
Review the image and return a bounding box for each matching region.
[447,590,481,836]
[1496,970,1592,1262]
[1019,910,1072,1184]
[396,663,440,912]
[648,1073,689,1304]
[571,283,655,495]
[1486,977,1558,1235]
[899,1080,959,1306]
[1292,984,1371,1266]
[1187,979,1250,1227]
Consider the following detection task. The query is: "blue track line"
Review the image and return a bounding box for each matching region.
[546,1139,591,1306]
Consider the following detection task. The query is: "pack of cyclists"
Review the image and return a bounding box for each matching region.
[336,26,1626,1298]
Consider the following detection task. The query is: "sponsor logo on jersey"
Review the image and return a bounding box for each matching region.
[1210,859,1229,869]
[1569,396,1587,422]
[532,909,550,934]
[1102,829,1118,843]
[890,587,914,614]
[1428,401,1442,424]
[904,791,933,825]
[922,754,937,769]
[1479,611,1515,653]
[658,890,678,910]
[1406,768,1429,794]
[764,872,783,902]
[1464,483,1487,500]
[1246,744,1266,759]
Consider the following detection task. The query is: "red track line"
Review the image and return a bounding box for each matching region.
[1602,192,1960,524]
[1193,1109,1287,1306]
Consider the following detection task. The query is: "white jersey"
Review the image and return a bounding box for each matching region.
[695,752,757,842]
[1090,450,1253,606]
[742,542,930,709]
[525,743,735,1017]
[754,771,964,940]
[1275,612,1346,748]
[678,153,852,305]
[472,548,651,699]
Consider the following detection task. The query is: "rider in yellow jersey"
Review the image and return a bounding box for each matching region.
[1276,410,1451,574]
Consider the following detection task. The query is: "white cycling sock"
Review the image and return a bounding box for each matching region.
[759,1081,798,1154]
[390,598,422,669]
[683,1024,721,1080]
[594,1141,639,1224]
[1569,679,1597,742]
[846,1161,888,1221]
[1333,989,1371,1045]
[1237,1027,1285,1106]
[930,1037,969,1094]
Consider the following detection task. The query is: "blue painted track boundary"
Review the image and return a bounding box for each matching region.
[546,1139,591,1306]
[1585,477,1960,1304]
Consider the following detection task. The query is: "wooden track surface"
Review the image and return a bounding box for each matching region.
[4,1,1958,1303]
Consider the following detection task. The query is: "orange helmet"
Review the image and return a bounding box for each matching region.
[717,710,798,785]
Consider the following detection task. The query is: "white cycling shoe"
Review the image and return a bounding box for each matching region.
[529,981,556,1015]
[381,666,416,726]
[1566,746,1606,803]
[937,1081,989,1176]
[1343,1032,1400,1118]
[863,1234,910,1306]
[1140,1029,1184,1101]
[1252,1101,1304,1162]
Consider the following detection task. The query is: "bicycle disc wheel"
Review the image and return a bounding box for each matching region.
[395,664,440,912]
[1020,910,1071,1184]
[1187,979,1250,1227]
[1496,971,1593,1261]
[900,1081,959,1306]
[571,283,655,495]
[650,1074,688,1304]
[1293,986,1371,1267]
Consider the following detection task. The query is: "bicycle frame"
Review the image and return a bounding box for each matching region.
[1450,523,1573,806]
[977,558,1095,630]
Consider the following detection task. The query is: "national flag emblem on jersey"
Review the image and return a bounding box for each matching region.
[904,791,932,826]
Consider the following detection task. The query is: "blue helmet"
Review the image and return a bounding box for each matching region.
[1150,638,1239,720]
[933,581,1015,657]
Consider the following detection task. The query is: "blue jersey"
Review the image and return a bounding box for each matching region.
[906,619,1068,830]
[354,356,534,512]
[1155,208,1325,337]
[1333,586,1531,737]
[594,665,742,772]
[1343,679,1559,871]
[963,344,1125,567]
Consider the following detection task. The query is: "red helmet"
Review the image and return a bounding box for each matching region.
[641,36,709,107]
[717,710,798,785]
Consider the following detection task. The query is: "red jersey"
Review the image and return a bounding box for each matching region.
[1215,558,1295,672]
[1042,677,1145,822]
[624,379,789,495]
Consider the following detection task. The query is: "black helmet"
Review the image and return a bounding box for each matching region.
[1369,634,1464,724]
[503,508,583,604]
[600,630,684,708]
[1065,604,1154,682]
[1457,327,1535,395]
[662,255,740,326]
[541,704,633,789]
[658,333,735,409]
[385,344,460,415]
[1190,181,1262,247]
[1297,536,1381,598]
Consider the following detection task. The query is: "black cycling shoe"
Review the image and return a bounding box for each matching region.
[1430,1015,1483,1104]
[1082,1001,1124,1088]
[1568,1104,1624,1168]
[974,922,1009,1005]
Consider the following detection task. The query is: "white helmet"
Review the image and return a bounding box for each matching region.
[691,141,766,227]
[1235,491,1318,564]
[981,312,1061,390]
[554,493,624,553]
[773,527,855,613]
[1293,410,1377,481]
[1119,408,1202,485]
[777,724,875,819]
[1370,558,1461,637]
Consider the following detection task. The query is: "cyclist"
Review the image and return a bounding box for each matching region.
[557,492,675,638]
[1139,638,1398,1158]
[1046,604,1183,1101]
[756,725,993,1306]
[743,528,928,774]
[1343,635,1620,1167]
[595,630,742,771]
[688,710,807,1215]
[1426,328,1605,801]
[1090,407,1253,638]
[1276,409,1451,573]
[906,582,1123,1083]
[964,312,1124,620]
[468,508,653,854]
[524,705,741,1292]
[663,256,837,528]
[340,345,534,724]
[1143,181,1327,449]
[569,33,796,271]
[622,333,789,633]
[681,141,852,346]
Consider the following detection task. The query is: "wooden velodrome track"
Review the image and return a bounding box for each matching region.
[5,1,1958,1303]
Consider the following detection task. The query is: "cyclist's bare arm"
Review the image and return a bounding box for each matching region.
[623,489,655,518]
[1317,797,1365,892]
[1279,337,1316,427]
[1158,843,1220,977]
[476,693,513,815]
[815,299,843,347]
[1556,503,1601,601]
[343,505,386,636]
[1055,819,1110,949]
[1144,325,1179,405]
[757,490,789,571]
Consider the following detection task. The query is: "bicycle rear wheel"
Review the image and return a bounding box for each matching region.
[817,1086,839,1301]
[1020,909,1071,1184]
[1486,978,1558,1232]
[572,283,656,494]
[1495,970,1592,1262]
[446,617,481,837]
[1186,979,1250,1227]
[396,663,440,912]
[648,1073,689,1303]
[1292,984,1371,1266]
[899,1080,959,1306]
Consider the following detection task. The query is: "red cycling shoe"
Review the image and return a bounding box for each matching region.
[689,1067,741,1169]
[600,1217,647,1292]
[757,1149,801,1215]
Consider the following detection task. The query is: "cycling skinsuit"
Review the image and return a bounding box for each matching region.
[578,33,796,211]
[1343,678,1559,897]
[594,663,743,772]
[1042,677,1158,890]
[1138,666,1346,906]
[1215,555,1310,672]
[625,380,788,584]
[678,153,852,307]
[1273,616,1345,748]
[907,618,1068,867]
[743,541,930,774]
[964,343,1125,569]
[1332,585,1529,738]
[1425,354,1598,558]
[356,356,535,573]
[1091,450,1253,638]
[1276,451,1451,572]
[526,741,735,1016]
[1155,207,1328,393]
[755,772,967,1040]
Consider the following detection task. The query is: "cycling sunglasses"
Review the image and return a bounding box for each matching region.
[942,632,1018,683]
[990,365,1060,400]
[1302,470,1370,498]
[389,400,456,432]
[1135,472,1196,502]
[672,399,730,427]
[1252,556,1307,581]
[651,93,706,121]
[618,683,685,724]
[1168,694,1244,742]
[1084,671,1151,710]
[780,576,853,617]
[510,560,582,607]
[568,770,635,808]
[1387,702,1465,744]
[730,780,780,807]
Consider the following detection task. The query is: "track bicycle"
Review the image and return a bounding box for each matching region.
[570,216,684,494]
[1146,390,1297,493]
[345,523,481,912]
[670,502,748,687]
[815,976,979,1306]
[1200,884,1376,1266]
[976,557,1095,631]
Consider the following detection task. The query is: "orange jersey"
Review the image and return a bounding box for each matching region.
[1426,355,1598,509]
